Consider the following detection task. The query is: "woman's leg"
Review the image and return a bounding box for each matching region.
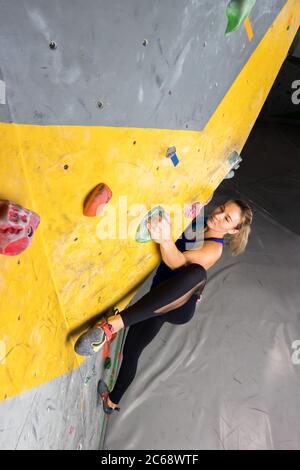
[108,317,164,405]
[116,263,206,328]
[75,264,206,356]
[108,294,198,406]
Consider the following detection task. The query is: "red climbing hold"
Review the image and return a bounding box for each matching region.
[0,200,40,256]
[102,341,110,360]
[83,183,112,217]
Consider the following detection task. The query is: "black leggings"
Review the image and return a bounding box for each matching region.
[109,263,207,404]
[119,263,207,328]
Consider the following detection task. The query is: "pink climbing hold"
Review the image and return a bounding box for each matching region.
[0,200,40,256]
[184,202,202,219]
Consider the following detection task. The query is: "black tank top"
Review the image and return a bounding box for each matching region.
[151,216,223,288]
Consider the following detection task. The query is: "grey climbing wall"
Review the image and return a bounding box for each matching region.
[0,0,285,129]
[0,331,123,450]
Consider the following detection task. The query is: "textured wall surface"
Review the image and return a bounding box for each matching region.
[0,333,124,449]
[0,0,286,129]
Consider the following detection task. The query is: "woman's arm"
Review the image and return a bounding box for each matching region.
[159,240,186,269]
[160,240,222,270]
[147,212,222,270]
[182,242,222,270]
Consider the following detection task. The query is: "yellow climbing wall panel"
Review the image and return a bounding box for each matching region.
[0,0,299,400]
[0,124,78,399]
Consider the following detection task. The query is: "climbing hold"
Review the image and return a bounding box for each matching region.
[166,146,176,158]
[228,151,241,167]
[0,200,40,256]
[83,183,112,217]
[84,375,92,385]
[287,14,293,31]
[244,17,254,41]
[63,164,69,170]
[69,426,75,435]
[166,146,180,167]
[142,39,149,47]
[225,0,256,34]
[135,205,168,243]
[225,153,242,179]
[224,170,235,179]
[102,341,110,360]
[97,101,104,109]
[104,356,112,369]
[171,155,179,166]
[184,202,202,219]
[233,159,242,170]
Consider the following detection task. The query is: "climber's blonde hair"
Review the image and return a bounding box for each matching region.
[225,199,253,256]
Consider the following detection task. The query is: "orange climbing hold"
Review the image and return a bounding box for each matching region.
[244,17,254,41]
[83,183,112,217]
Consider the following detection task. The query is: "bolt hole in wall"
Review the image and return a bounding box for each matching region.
[49,41,57,49]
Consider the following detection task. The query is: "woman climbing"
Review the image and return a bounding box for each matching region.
[75,199,253,414]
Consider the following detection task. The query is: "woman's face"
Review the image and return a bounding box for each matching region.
[207,201,242,234]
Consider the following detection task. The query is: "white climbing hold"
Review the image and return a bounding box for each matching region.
[224,170,235,179]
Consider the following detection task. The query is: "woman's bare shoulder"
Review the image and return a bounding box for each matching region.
[203,240,223,258]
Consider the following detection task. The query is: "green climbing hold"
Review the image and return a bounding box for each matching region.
[135,205,168,243]
[104,356,112,369]
[225,0,256,34]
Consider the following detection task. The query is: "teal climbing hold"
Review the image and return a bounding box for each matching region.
[224,152,242,180]
[225,0,256,34]
[135,205,168,243]
[228,151,240,167]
